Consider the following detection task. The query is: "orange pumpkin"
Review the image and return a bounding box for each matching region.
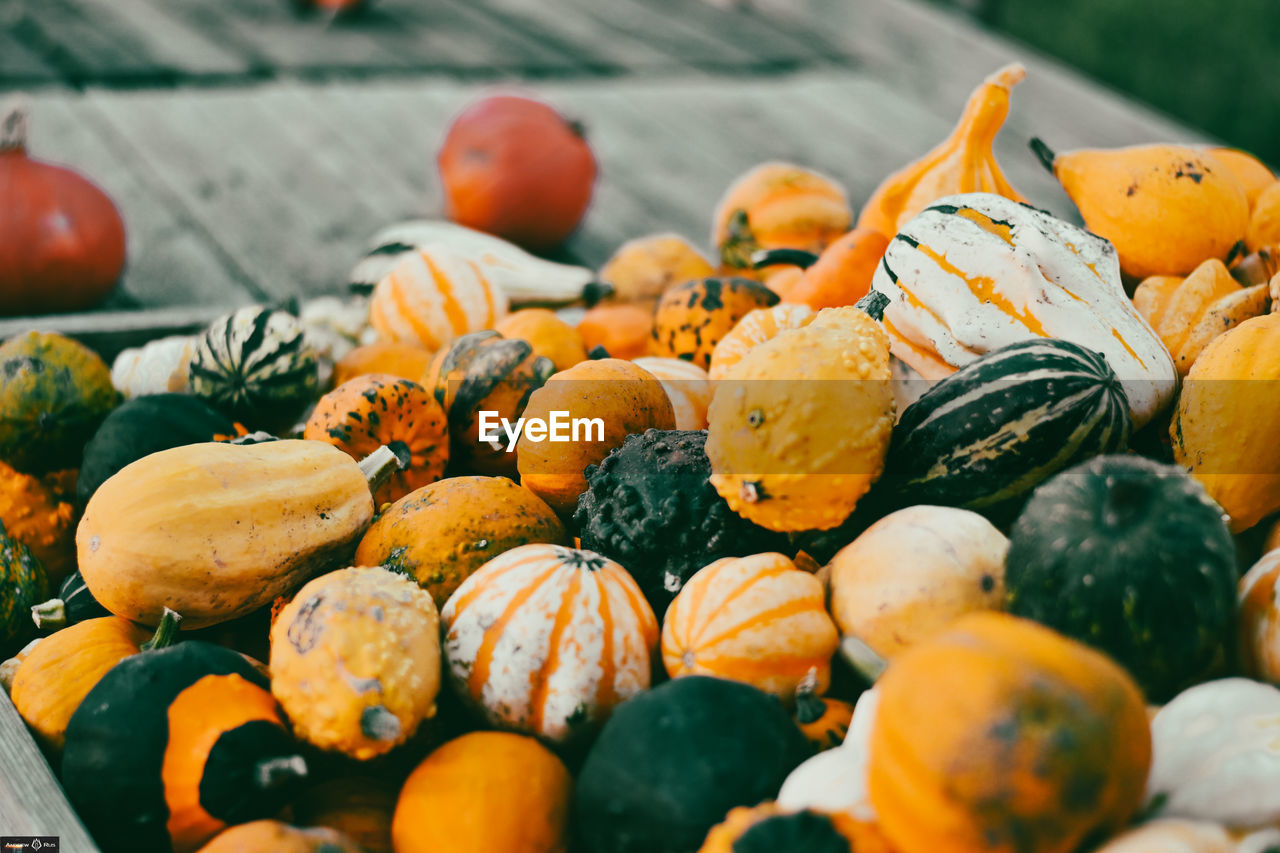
[369,245,507,350]
[700,803,896,853]
[792,669,856,753]
[576,302,654,359]
[652,276,780,370]
[662,553,839,702]
[332,342,434,387]
[868,612,1151,853]
[766,228,891,310]
[707,303,815,381]
[303,374,448,505]
[196,821,363,853]
[1239,548,1280,684]
[494,308,588,372]
[630,356,712,430]
[441,543,658,743]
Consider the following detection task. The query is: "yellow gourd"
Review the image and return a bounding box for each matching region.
[1247,181,1280,253]
[1207,148,1275,210]
[599,233,716,307]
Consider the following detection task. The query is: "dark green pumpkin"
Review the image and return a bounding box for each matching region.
[1005,454,1237,701]
[1,521,49,652]
[732,811,854,853]
[31,569,110,632]
[0,331,119,474]
[572,675,808,853]
[76,393,236,506]
[63,641,308,853]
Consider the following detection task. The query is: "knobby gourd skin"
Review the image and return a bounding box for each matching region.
[599,232,716,307]
[0,460,77,585]
[651,276,781,370]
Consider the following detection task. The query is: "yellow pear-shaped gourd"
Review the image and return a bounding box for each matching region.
[1033,139,1250,279]
[857,63,1028,239]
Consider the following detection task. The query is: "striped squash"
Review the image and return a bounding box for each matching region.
[879,338,1132,515]
[441,543,658,744]
[708,303,815,380]
[661,552,839,702]
[370,242,508,350]
[867,192,1176,428]
[110,334,197,399]
[631,357,712,430]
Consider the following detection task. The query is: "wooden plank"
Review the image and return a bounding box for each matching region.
[0,305,226,362]
[14,0,170,81]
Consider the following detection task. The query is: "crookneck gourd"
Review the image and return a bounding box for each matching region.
[866,191,1176,427]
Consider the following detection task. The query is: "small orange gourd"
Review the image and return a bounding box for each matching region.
[1247,181,1280,253]
[1207,148,1275,210]
[792,669,856,753]
[0,460,77,585]
[576,302,655,359]
[1239,548,1280,685]
[600,233,716,306]
[331,342,434,387]
[761,227,891,310]
[651,276,780,370]
[494,308,588,372]
[630,356,712,430]
[195,820,364,853]
[707,302,814,381]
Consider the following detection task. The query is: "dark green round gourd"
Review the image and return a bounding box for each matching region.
[573,675,808,853]
[733,812,854,853]
[63,641,309,853]
[76,393,236,505]
[31,569,110,632]
[1005,454,1237,702]
[0,521,49,651]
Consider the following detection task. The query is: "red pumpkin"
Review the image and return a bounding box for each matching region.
[0,100,125,316]
[437,96,597,253]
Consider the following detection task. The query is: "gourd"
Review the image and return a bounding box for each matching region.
[699,803,893,853]
[196,821,364,853]
[0,330,119,474]
[630,357,712,430]
[1031,137,1250,279]
[1092,820,1235,853]
[293,777,396,853]
[331,341,434,387]
[0,460,77,584]
[368,243,508,351]
[0,521,48,650]
[755,228,891,310]
[791,669,856,753]
[877,338,1133,516]
[1234,246,1280,287]
[31,569,109,631]
[828,506,1008,660]
[63,642,310,853]
[706,311,895,533]
[77,393,237,506]
[303,374,448,505]
[651,276,780,370]
[438,95,597,253]
[600,233,716,306]
[1134,258,1269,376]
[868,612,1151,853]
[494,308,588,372]
[778,688,879,819]
[516,358,675,517]
[354,475,566,607]
[77,440,401,629]
[110,334,198,398]
[1005,455,1237,701]
[1206,147,1275,209]
[857,64,1028,238]
[1172,311,1280,532]
[707,303,815,381]
[712,162,852,275]
[392,731,572,853]
[188,306,321,430]
[573,675,809,853]
[441,543,658,744]
[11,609,179,751]
[662,552,838,702]
[269,567,441,759]
[575,302,654,359]
[1247,181,1280,252]
[1240,549,1280,684]
[0,98,125,315]
[866,192,1177,427]
[573,429,788,617]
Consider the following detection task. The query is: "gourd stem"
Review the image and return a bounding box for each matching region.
[255,755,309,792]
[31,598,67,632]
[141,607,182,651]
[794,668,826,724]
[752,248,820,271]
[839,635,888,683]
[1028,137,1057,173]
[581,280,614,307]
[359,445,405,496]
[0,96,27,152]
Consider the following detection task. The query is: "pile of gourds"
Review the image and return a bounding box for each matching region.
[3,63,1280,853]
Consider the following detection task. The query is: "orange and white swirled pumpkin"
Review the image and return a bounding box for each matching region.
[370,242,508,350]
[708,303,815,381]
[631,356,712,430]
[441,543,658,743]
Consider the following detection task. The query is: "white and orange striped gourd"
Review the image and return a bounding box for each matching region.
[631,357,712,430]
[441,543,658,744]
[661,552,839,702]
[867,192,1176,427]
[369,242,508,350]
[708,303,815,381]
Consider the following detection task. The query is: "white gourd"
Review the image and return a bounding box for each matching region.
[110,334,197,398]
[777,687,879,820]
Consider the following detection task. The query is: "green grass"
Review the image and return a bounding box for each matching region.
[981,0,1280,166]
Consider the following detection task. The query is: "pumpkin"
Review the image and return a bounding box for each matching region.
[11,609,179,751]
[77,392,237,506]
[110,334,199,399]
[576,302,654,359]
[662,552,838,702]
[1207,148,1276,210]
[1240,549,1280,684]
[31,568,109,631]
[441,543,658,743]
[331,341,433,387]
[828,506,1007,660]
[1032,138,1250,280]
[293,777,397,853]
[188,306,320,431]
[792,670,856,754]
[196,820,363,853]
[651,276,780,370]
[573,674,809,853]
[392,731,572,853]
[303,374,448,505]
[573,429,789,617]
[495,308,588,372]
[600,233,716,307]
[0,521,48,650]
[369,243,508,351]
[355,474,566,607]
[630,357,712,430]
[1134,258,1269,376]
[1092,820,1236,853]
[868,612,1151,853]
[1172,311,1280,532]
[0,99,125,316]
[0,330,119,474]
[759,228,891,311]
[707,303,815,381]
[77,440,401,629]
[866,192,1177,427]
[1247,181,1280,253]
[712,162,852,275]
[858,64,1027,238]
[0,459,76,584]
[63,641,309,853]
[270,566,441,759]
[778,688,879,819]
[516,358,675,517]
[425,330,555,476]
[706,311,895,533]
[438,94,596,253]
[700,803,894,853]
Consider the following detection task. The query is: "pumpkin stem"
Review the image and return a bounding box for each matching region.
[720,209,761,270]
[581,280,614,307]
[838,635,888,683]
[0,96,27,152]
[794,668,827,724]
[141,607,183,651]
[359,445,405,496]
[1028,137,1057,173]
[254,754,309,793]
[31,598,68,632]
[752,248,820,271]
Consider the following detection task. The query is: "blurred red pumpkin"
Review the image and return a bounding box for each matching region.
[437,94,597,254]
